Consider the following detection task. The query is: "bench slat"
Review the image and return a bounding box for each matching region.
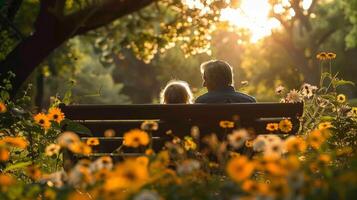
[60,103,303,120]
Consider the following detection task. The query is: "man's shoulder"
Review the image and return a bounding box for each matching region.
[195,93,211,103]
[195,91,256,103]
[233,91,256,102]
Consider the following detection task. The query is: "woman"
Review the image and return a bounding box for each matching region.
[160,80,193,104]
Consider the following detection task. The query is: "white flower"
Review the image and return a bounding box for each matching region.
[57,131,80,147]
[68,160,92,187]
[227,129,249,149]
[264,140,283,159]
[275,85,285,95]
[90,156,113,172]
[40,170,67,188]
[317,97,329,108]
[253,135,267,152]
[301,83,318,98]
[286,89,303,103]
[134,190,161,200]
[265,135,282,144]
[45,144,61,156]
[177,159,200,175]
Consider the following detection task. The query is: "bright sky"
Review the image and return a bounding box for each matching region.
[220,0,313,43]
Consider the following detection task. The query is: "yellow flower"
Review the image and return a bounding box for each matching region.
[242,180,269,195]
[0,102,7,113]
[351,107,357,117]
[0,174,15,187]
[145,148,154,155]
[336,94,346,103]
[86,137,100,146]
[184,137,197,151]
[105,159,149,191]
[282,155,301,171]
[45,144,61,156]
[47,107,65,123]
[265,160,286,176]
[266,123,279,131]
[219,120,234,128]
[284,136,306,154]
[318,122,333,130]
[123,129,150,148]
[317,154,331,166]
[34,113,51,130]
[149,151,170,171]
[27,165,42,180]
[68,142,92,155]
[326,52,336,60]
[67,191,92,200]
[43,189,56,200]
[104,129,115,137]
[0,137,28,149]
[316,52,328,60]
[226,156,254,182]
[245,140,253,148]
[136,156,149,167]
[308,129,326,149]
[279,119,293,133]
[0,147,10,161]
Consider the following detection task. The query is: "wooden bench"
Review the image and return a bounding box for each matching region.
[59,103,303,160]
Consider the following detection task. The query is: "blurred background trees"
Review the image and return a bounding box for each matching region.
[0,0,356,107]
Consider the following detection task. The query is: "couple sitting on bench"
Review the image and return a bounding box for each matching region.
[160,60,256,104]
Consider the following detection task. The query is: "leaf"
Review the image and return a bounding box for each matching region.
[62,119,92,136]
[4,161,32,172]
[320,116,335,121]
[320,94,335,101]
[62,89,72,105]
[333,79,355,88]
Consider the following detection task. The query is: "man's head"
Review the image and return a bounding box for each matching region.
[200,60,234,91]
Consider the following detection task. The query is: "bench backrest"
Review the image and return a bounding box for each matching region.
[59,103,303,155]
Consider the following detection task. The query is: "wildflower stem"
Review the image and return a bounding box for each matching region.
[149,131,153,149]
[112,144,124,154]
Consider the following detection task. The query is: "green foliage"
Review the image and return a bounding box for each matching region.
[0,74,64,177]
[343,0,357,48]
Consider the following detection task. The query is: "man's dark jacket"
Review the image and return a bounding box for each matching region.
[195,86,256,103]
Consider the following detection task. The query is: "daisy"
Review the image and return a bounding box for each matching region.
[286,89,303,103]
[227,129,249,149]
[34,113,51,130]
[275,85,285,95]
[45,144,61,156]
[301,83,318,98]
[47,107,65,123]
[123,129,150,148]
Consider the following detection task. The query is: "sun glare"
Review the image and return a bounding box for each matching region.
[220,0,313,43]
[220,0,280,43]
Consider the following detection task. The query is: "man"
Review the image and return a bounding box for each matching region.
[195,60,256,103]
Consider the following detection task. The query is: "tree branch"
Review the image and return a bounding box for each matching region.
[6,0,23,21]
[68,0,156,35]
[291,0,311,32]
[307,0,318,15]
[54,0,66,18]
[315,28,337,48]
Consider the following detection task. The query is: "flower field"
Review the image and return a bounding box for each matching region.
[1,58,357,200]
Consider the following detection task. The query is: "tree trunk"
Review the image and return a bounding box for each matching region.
[0,30,67,97]
[0,0,155,97]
